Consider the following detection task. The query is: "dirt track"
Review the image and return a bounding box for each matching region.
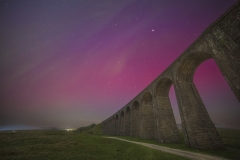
[106,137,229,160]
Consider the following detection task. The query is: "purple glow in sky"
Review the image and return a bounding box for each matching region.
[0,0,239,130]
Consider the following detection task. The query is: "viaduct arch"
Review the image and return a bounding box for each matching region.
[102,1,240,149]
[132,100,140,137]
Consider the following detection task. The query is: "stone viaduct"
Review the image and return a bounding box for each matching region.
[102,1,240,149]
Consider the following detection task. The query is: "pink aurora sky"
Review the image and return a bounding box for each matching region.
[0,0,239,130]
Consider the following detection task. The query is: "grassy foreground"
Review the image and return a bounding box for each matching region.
[118,128,240,160]
[1,124,239,160]
[0,128,188,160]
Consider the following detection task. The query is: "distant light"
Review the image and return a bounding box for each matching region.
[65,128,75,131]
[152,29,154,32]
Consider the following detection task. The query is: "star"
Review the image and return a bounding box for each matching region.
[152,29,154,32]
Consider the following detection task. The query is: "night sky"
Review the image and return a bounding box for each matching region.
[1,0,240,130]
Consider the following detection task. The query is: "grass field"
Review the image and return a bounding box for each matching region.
[0,129,188,160]
[1,124,239,160]
[117,128,240,160]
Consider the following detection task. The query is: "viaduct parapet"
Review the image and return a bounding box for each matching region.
[102,1,240,149]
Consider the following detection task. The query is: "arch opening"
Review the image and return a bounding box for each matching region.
[194,59,240,129]
[169,86,182,129]
[140,91,155,139]
[154,78,181,143]
[107,120,110,135]
[112,116,116,135]
[132,100,140,137]
[110,118,113,135]
[125,106,131,135]
[175,52,225,149]
[119,111,125,135]
[116,114,119,135]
